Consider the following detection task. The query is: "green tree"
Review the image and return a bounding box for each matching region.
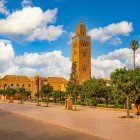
[24,91,31,99]
[67,62,79,110]
[130,40,138,69]
[100,84,112,107]
[111,68,134,118]
[111,86,124,108]
[131,67,140,103]
[69,62,79,84]
[6,87,16,103]
[41,84,53,107]
[17,87,31,103]
[17,87,26,103]
[52,90,62,103]
[82,78,100,106]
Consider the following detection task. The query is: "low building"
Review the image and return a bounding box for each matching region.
[0,75,35,99]
[44,77,68,91]
[0,75,68,99]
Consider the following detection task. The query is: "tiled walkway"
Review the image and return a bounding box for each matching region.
[0,102,140,140]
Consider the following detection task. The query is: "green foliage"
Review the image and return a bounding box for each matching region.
[17,87,31,103]
[69,62,79,84]
[110,67,140,117]
[82,78,100,99]
[6,87,16,97]
[111,68,134,95]
[17,87,26,96]
[41,84,53,97]
[41,84,53,106]
[111,67,140,96]
[0,89,6,95]
[130,40,138,51]
[52,90,65,103]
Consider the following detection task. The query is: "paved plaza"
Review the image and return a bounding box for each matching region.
[0,101,140,140]
[0,109,103,140]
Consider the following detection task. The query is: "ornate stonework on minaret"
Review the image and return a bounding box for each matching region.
[72,20,91,83]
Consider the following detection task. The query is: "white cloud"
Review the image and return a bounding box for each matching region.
[3,65,38,77]
[14,50,71,78]
[67,32,74,45]
[0,7,64,42]
[0,42,14,73]
[1,41,140,79]
[28,25,64,41]
[88,21,133,43]
[22,0,32,7]
[0,0,9,15]
[91,57,124,78]
[0,42,71,79]
[91,47,140,78]
[109,37,122,46]
[98,48,132,60]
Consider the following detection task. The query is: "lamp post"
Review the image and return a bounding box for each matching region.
[3,84,6,102]
[37,77,40,106]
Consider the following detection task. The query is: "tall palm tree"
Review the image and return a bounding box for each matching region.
[130,40,138,69]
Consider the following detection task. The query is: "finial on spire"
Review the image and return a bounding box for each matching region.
[79,18,84,24]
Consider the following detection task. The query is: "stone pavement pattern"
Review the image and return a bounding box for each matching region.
[0,109,103,140]
[0,102,140,140]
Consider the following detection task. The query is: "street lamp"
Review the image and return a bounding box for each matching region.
[3,84,6,102]
[37,77,40,106]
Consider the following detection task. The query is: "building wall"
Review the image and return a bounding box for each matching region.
[0,75,68,99]
[43,77,68,91]
[0,75,37,99]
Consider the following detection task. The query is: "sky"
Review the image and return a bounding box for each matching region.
[0,0,140,79]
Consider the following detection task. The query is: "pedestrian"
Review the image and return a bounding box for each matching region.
[135,94,140,115]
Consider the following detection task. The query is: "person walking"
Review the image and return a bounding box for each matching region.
[135,94,140,115]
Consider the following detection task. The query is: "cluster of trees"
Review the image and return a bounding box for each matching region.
[0,87,31,103]
[36,84,66,107]
[66,40,139,117]
[66,66,140,117]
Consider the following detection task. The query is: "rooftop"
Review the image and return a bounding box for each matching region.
[46,77,68,83]
[1,75,33,82]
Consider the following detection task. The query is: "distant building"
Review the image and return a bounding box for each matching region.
[72,20,91,83]
[100,78,111,86]
[44,77,68,91]
[0,75,68,99]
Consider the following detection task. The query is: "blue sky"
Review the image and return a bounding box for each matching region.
[0,0,140,78]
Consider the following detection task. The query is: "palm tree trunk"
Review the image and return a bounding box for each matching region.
[134,51,135,69]
[126,94,130,118]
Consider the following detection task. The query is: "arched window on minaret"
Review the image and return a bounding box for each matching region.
[82,65,87,72]
[82,51,87,57]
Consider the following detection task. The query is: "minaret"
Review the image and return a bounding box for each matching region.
[72,20,91,83]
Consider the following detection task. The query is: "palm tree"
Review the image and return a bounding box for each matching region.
[130,40,138,69]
